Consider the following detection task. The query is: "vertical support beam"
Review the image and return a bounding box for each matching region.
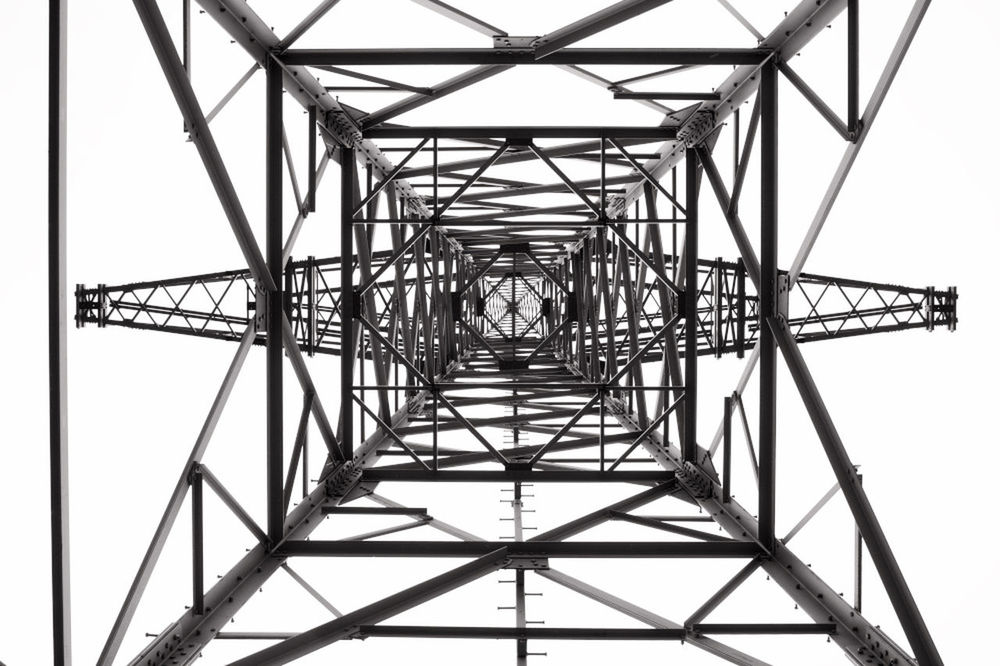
[340,145,356,459]
[265,56,284,543]
[847,0,859,138]
[854,471,863,613]
[735,258,746,359]
[307,105,317,212]
[49,0,71,663]
[190,465,205,615]
[182,0,191,74]
[758,59,778,550]
[722,396,732,503]
[682,148,698,462]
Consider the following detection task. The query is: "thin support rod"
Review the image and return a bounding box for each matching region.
[49,0,71,662]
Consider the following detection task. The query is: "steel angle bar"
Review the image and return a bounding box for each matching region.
[459,320,505,362]
[205,64,258,124]
[439,141,511,215]
[607,395,684,471]
[277,0,343,49]
[281,541,758,558]
[533,141,619,216]
[533,0,674,58]
[609,511,735,542]
[729,92,760,217]
[531,482,678,543]
[354,138,429,216]
[716,0,765,41]
[436,393,510,464]
[49,0,70,659]
[282,48,768,66]
[359,626,685,640]
[228,549,511,665]
[607,224,681,295]
[356,314,431,387]
[684,558,764,625]
[778,61,850,141]
[527,392,601,465]
[368,126,678,140]
[608,315,681,385]
[768,317,942,665]
[523,251,572,294]
[459,251,502,294]
[783,480,840,544]
[96,325,255,666]
[410,0,507,37]
[132,0,274,291]
[524,319,573,363]
[198,465,268,544]
[283,151,331,266]
[607,138,685,212]
[283,393,314,513]
[696,145,761,291]
[281,316,342,461]
[538,569,770,666]
[356,226,431,294]
[352,395,430,470]
[560,64,671,114]
[281,564,343,617]
[362,65,513,129]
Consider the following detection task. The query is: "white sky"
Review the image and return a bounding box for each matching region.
[2,1,999,665]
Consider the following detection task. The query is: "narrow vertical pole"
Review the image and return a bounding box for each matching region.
[758,59,778,550]
[847,0,859,138]
[182,0,191,74]
[854,471,863,612]
[49,0,72,663]
[265,56,284,543]
[340,145,356,459]
[307,105,317,212]
[190,466,204,615]
[735,257,746,358]
[723,395,732,503]
[682,148,698,462]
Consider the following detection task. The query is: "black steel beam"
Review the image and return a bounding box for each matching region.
[340,146,355,459]
[49,0,71,662]
[282,48,769,66]
[280,541,760,558]
[265,56,284,543]
[357,626,687,640]
[758,59,778,551]
[364,126,677,140]
[361,470,675,483]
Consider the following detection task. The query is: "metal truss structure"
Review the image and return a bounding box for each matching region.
[50,1,960,665]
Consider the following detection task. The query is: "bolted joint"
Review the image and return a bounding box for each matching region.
[253,283,268,331]
[777,274,789,322]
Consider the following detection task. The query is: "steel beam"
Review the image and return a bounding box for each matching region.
[48,0,71,662]
[282,48,768,66]
[758,60,778,550]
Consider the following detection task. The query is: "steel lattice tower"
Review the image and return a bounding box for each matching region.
[50,1,958,665]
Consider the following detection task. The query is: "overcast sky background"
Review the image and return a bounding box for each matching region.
[2,1,999,664]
